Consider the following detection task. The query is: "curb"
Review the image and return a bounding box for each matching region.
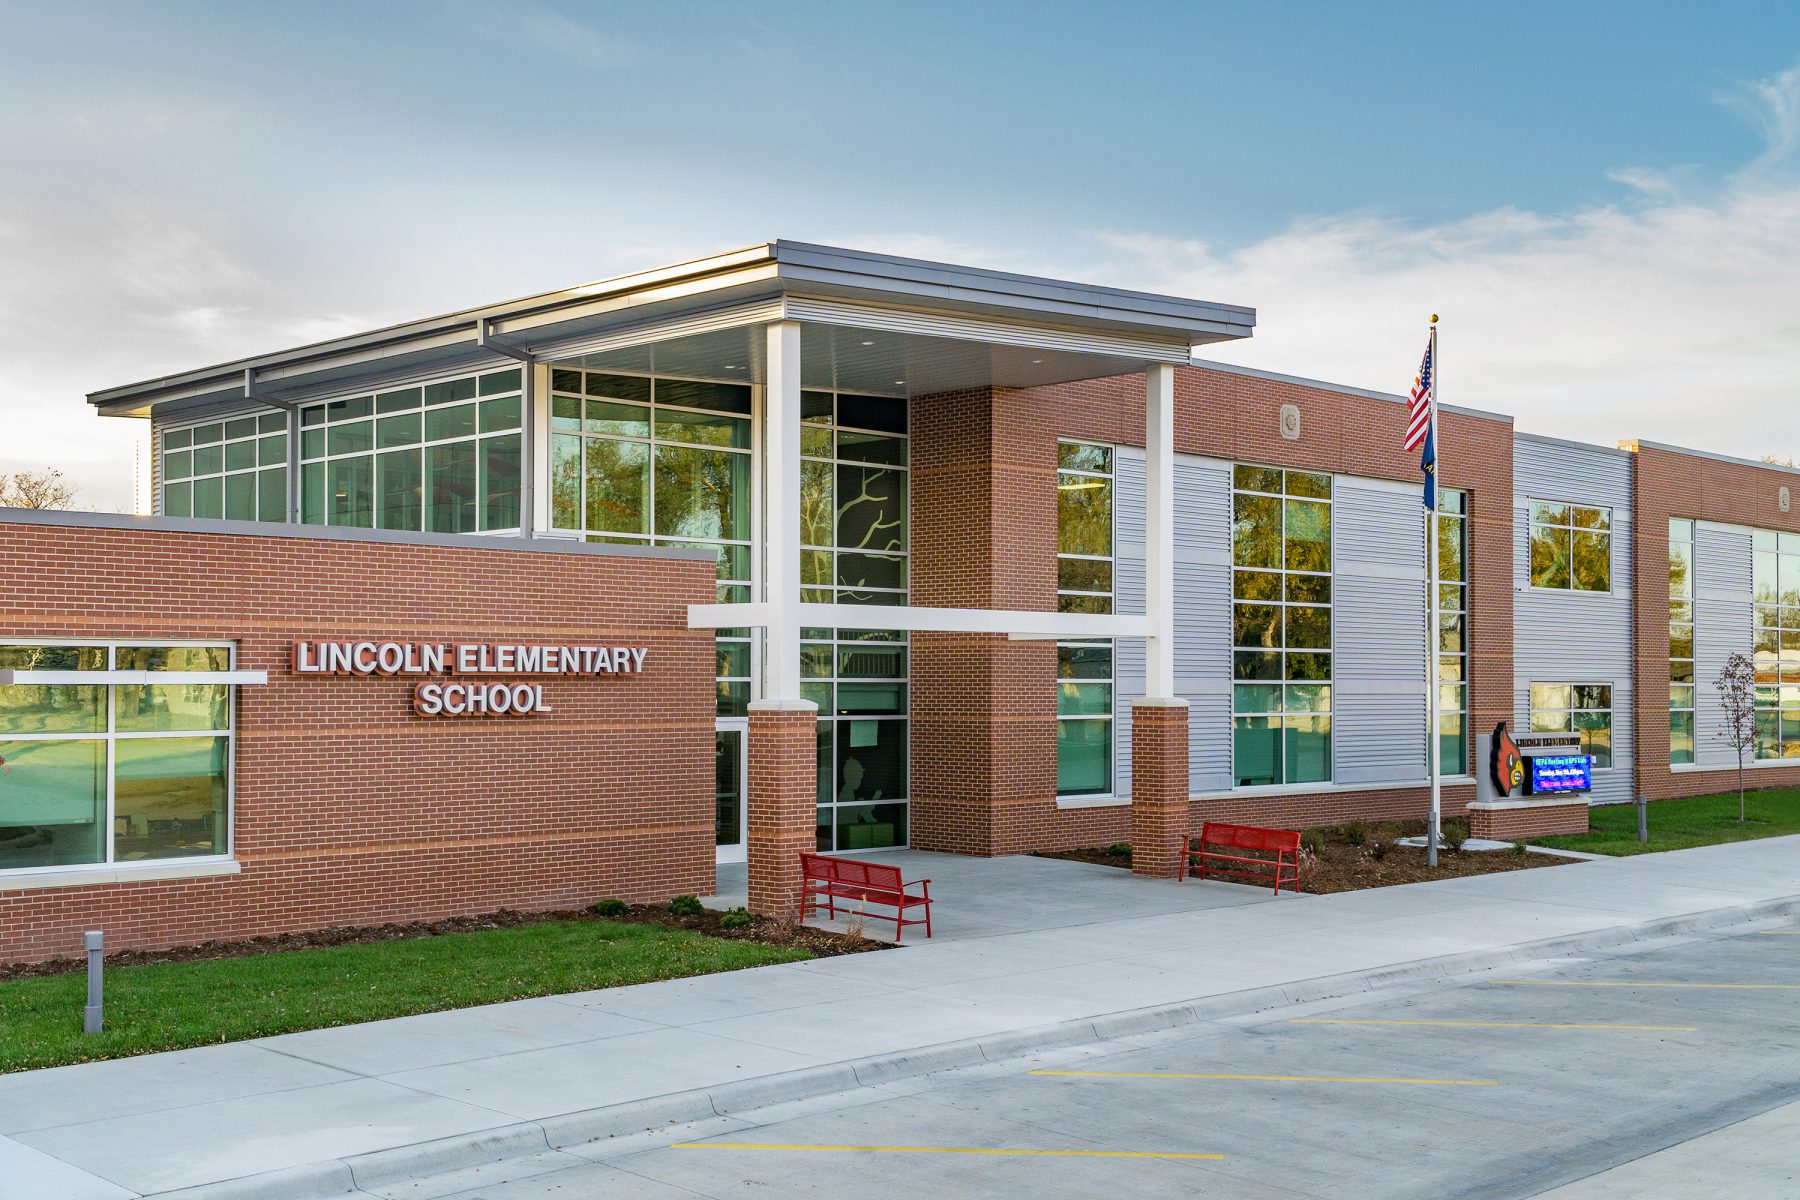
[143,892,1800,1199]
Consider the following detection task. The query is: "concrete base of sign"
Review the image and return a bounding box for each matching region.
[1467,799,1589,841]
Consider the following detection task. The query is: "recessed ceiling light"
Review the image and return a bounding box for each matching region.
[860,340,874,347]
[1031,358,1043,364]
[893,379,905,385]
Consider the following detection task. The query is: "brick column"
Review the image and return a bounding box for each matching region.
[746,699,818,919]
[1131,698,1190,879]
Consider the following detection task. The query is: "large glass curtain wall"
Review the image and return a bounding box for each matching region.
[799,389,909,851]
[1231,465,1333,787]
[0,643,233,872]
[548,368,755,718]
[1056,442,1114,797]
[1752,529,1800,759]
[299,369,524,533]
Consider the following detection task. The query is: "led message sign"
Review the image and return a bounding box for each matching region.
[1526,754,1593,795]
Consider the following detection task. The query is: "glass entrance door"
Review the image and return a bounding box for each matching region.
[715,721,746,863]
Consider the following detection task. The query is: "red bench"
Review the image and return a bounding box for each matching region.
[1179,821,1302,895]
[799,852,933,941]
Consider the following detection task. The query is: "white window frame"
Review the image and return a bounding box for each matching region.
[0,639,238,880]
[1528,681,1616,771]
[159,413,290,522]
[1527,498,1615,595]
[1056,440,1115,801]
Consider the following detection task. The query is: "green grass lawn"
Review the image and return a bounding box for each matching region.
[1534,786,1800,857]
[0,919,808,1074]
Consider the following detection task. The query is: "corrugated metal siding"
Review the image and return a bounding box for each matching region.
[1112,449,1234,797]
[1693,521,1753,769]
[1513,436,1636,804]
[1333,477,1429,785]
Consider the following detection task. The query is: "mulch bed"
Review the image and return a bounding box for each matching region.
[1,902,886,982]
[1036,819,1570,894]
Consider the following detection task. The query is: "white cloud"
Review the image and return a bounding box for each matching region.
[1079,61,1800,466]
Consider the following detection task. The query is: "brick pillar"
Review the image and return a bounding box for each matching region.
[746,700,818,919]
[1131,698,1190,879]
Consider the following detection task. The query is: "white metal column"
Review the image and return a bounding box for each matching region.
[1144,363,1177,699]
[762,320,804,701]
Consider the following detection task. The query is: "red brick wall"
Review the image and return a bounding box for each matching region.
[910,365,1514,852]
[1632,445,1800,800]
[0,519,715,964]
[1468,803,1589,841]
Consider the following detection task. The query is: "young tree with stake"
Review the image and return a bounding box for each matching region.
[1714,652,1756,822]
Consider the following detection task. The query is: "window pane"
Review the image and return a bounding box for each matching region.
[838,430,911,466]
[424,404,477,443]
[224,439,255,472]
[0,739,105,868]
[478,368,521,396]
[223,472,256,521]
[1233,603,1280,649]
[1284,500,1330,572]
[1232,494,1281,568]
[257,434,286,467]
[836,392,905,434]
[377,413,421,448]
[1571,505,1611,531]
[1286,470,1331,499]
[480,434,522,530]
[426,440,478,533]
[192,444,222,475]
[1234,650,1281,680]
[1056,718,1111,796]
[1058,644,1112,680]
[1439,714,1467,775]
[586,439,649,535]
[837,683,906,715]
[115,683,228,733]
[1574,711,1613,767]
[1572,531,1611,591]
[1287,574,1331,604]
[1234,570,1280,601]
[1234,716,1281,786]
[1288,652,1332,681]
[654,407,749,449]
[163,428,193,450]
[1437,517,1465,581]
[656,446,748,541]
[1670,624,1694,660]
[328,420,374,457]
[192,476,223,520]
[1670,712,1695,764]
[163,481,192,517]
[837,552,907,591]
[1530,501,1569,526]
[1286,683,1332,713]
[113,736,228,860]
[1286,605,1331,649]
[117,646,230,671]
[1057,683,1111,716]
[1057,475,1112,557]
[1285,715,1332,783]
[655,378,752,415]
[1058,442,1112,473]
[1233,683,1281,714]
[838,645,906,678]
[423,377,476,407]
[301,462,325,524]
[835,802,907,851]
[164,449,192,480]
[837,465,906,554]
[1530,526,1571,589]
[257,468,287,522]
[0,675,104,734]
[1058,558,1112,594]
[1531,683,1571,711]
[377,386,421,414]
[377,448,423,532]
[551,434,582,529]
[328,456,374,528]
[586,373,652,404]
[1233,464,1282,494]
[835,719,906,802]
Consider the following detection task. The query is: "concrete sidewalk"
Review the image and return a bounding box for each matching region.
[4,837,1799,1200]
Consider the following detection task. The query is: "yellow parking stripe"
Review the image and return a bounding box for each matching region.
[1029,1069,1496,1086]
[1492,980,1800,990]
[674,1143,1224,1160]
[1289,1019,1694,1031]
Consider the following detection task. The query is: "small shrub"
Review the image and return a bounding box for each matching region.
[1105,843,1133,858]
[1511,841,1529,856]
[1300,829,1326,856]
[719,907,754,930]
[668,894,704,917]
[589,898,628,918]
[1293,847,1323,888]
[1344,821,1370,847]
[1369,840,1389,861]
[1442,821,1469,852]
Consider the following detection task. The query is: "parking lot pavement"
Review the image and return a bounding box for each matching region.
[408,924,1800,1200]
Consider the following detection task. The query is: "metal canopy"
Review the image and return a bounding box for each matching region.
[90,241,1255,420]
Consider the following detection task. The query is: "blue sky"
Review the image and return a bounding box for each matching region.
[4,2,1800,508]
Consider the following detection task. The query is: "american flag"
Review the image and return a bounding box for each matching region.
[1403,341,1433,450]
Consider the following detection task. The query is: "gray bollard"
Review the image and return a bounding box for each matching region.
[1637,794,1648,844]
[83,930,103,1034]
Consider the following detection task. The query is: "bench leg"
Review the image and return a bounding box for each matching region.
[924,902,932,939]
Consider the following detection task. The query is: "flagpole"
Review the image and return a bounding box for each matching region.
[1426,316,1442,867]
